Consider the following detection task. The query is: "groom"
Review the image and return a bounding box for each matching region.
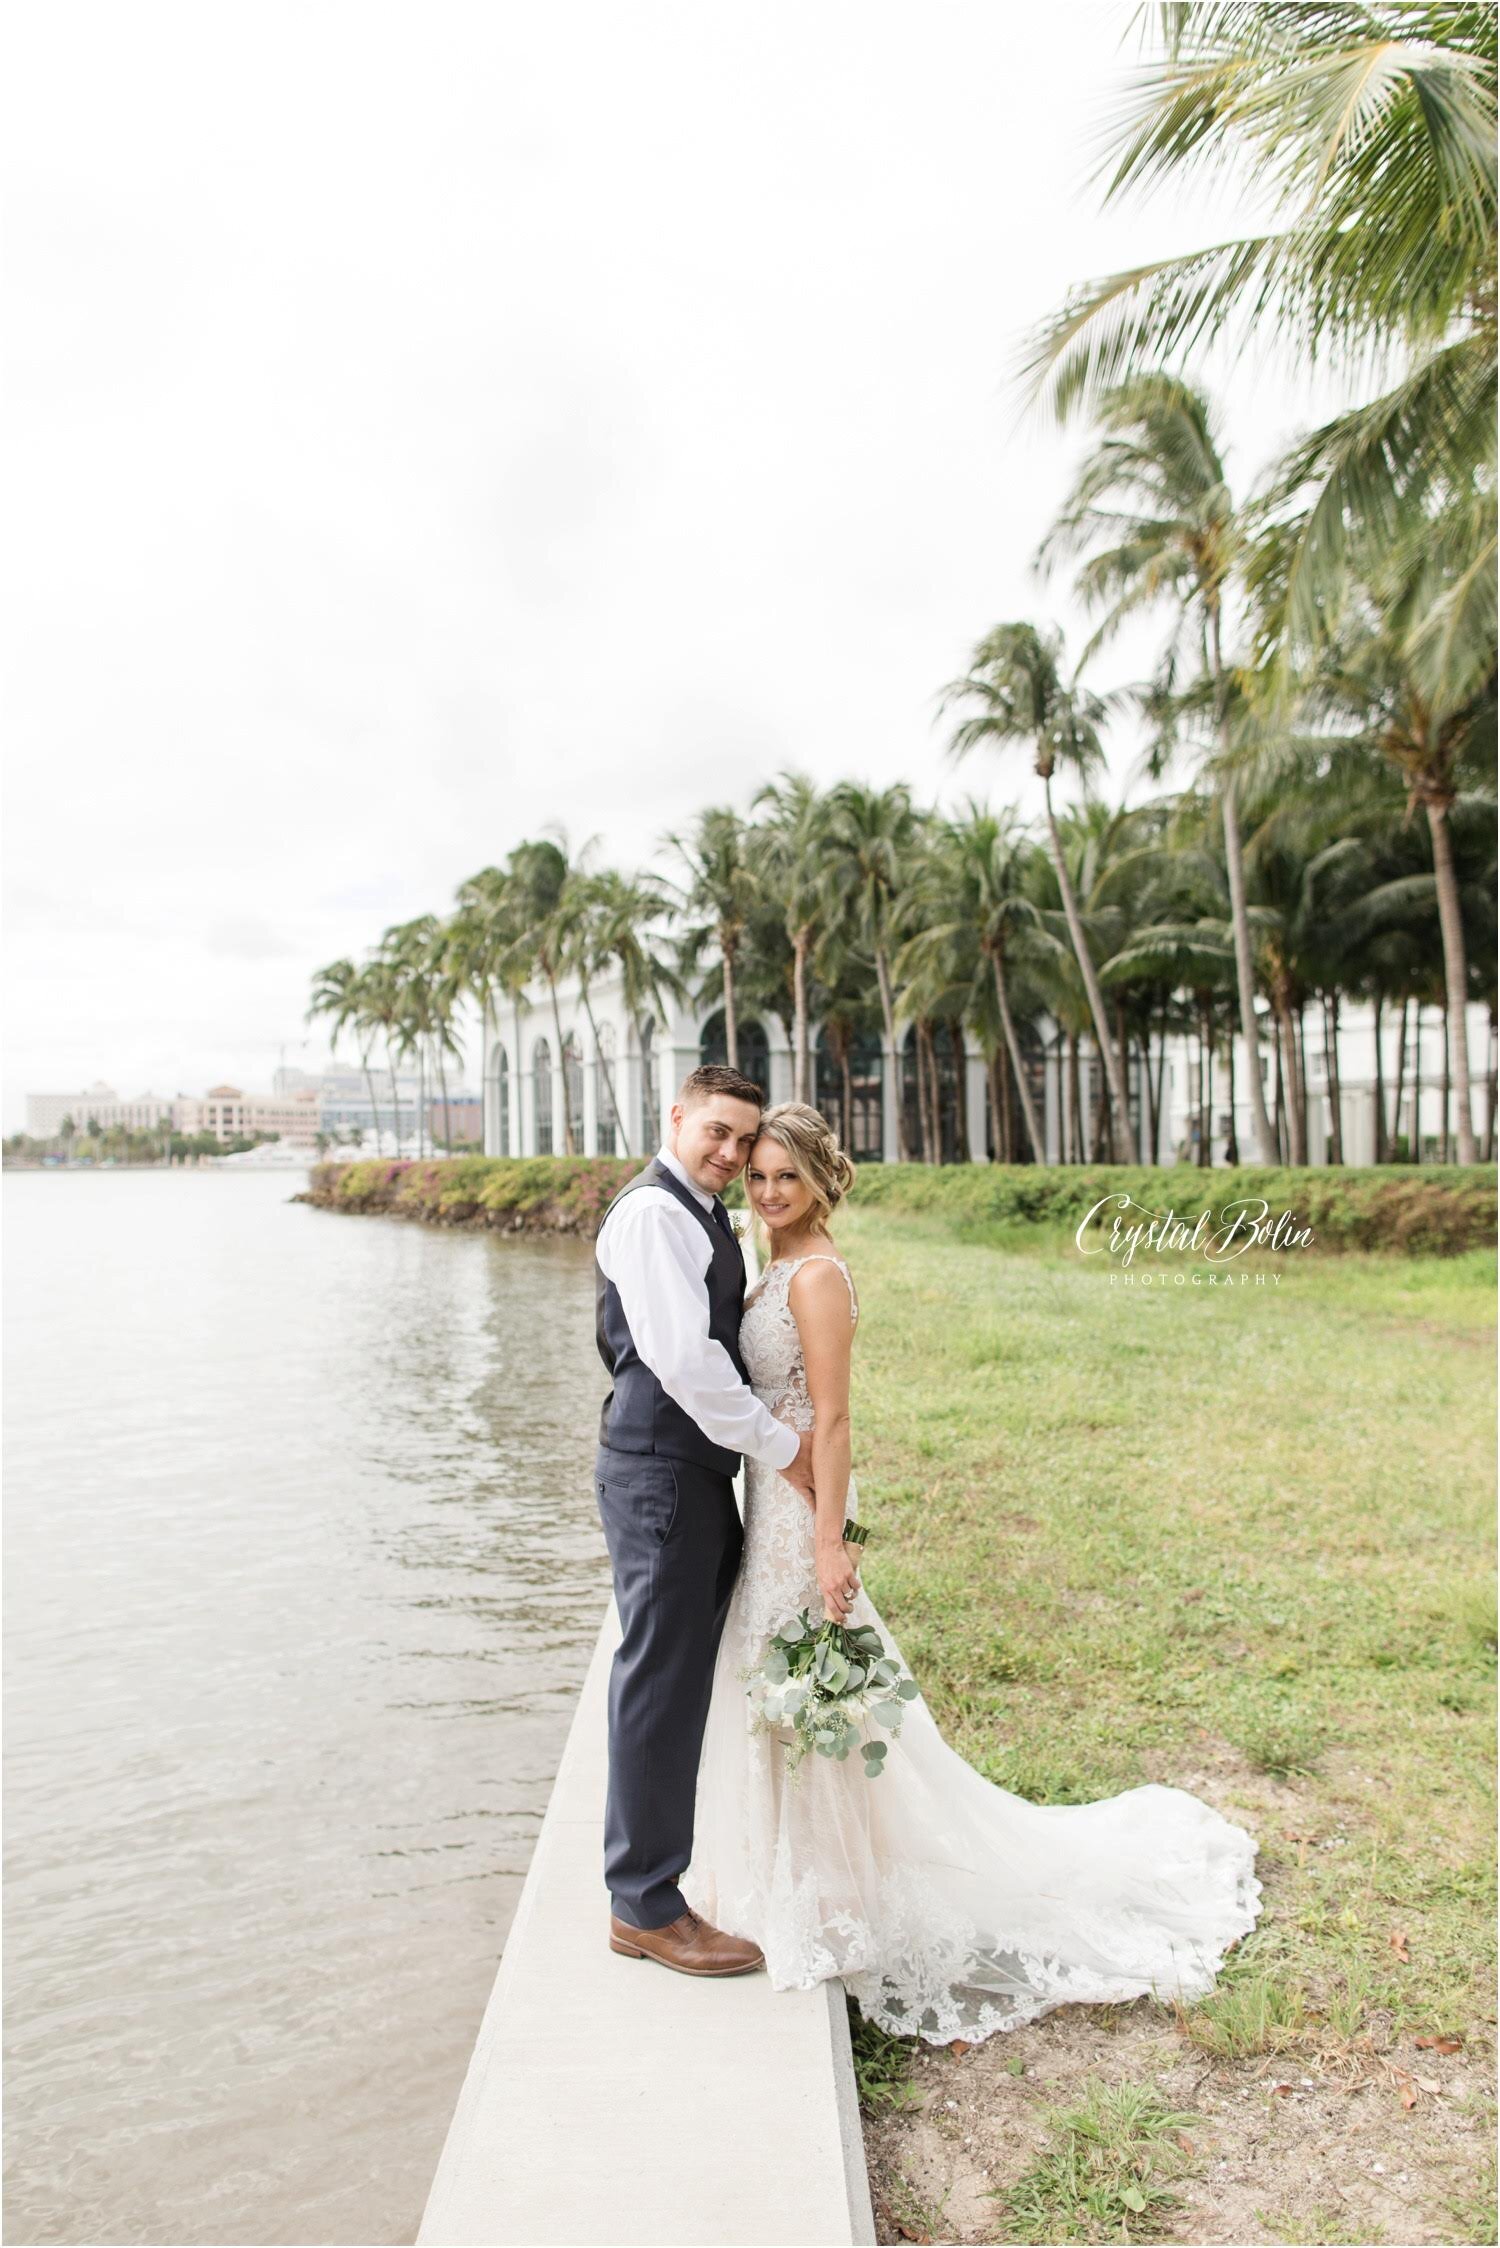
[593,1063,816,1975]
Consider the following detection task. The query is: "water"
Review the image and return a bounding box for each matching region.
[3,1169,611,2246]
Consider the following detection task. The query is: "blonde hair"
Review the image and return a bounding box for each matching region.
[751,1102,857,1237]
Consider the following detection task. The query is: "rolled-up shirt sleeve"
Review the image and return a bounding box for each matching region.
[598,1193,800,1470]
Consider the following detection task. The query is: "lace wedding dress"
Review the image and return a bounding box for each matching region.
[681,1249,1265,2044]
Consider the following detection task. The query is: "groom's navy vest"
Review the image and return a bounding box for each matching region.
[595,1157,749,1477]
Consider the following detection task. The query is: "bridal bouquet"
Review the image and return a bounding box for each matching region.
[748,1608,920,1779]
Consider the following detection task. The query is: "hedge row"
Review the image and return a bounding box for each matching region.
[297,1154,638,1232]
[845,1159,1496,1256]
[297,1155,1496,1255]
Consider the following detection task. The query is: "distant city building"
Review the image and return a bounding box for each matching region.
[172,1084,323,1147]
[273,1062,474,1145]
[427,1098,483,1145]
[26,1083,174,1135]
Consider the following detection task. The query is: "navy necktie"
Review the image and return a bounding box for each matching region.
[710,1197,736,1243]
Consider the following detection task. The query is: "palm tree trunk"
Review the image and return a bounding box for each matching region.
[949,1022,971,1162]
[1271,1018,1286,1162]
[1198,1003,1211,1169]
[988,949,1043,1161]
[1152,1012,1169,1164]
[581,990,630,1158]
[1390,998,1409,1162]
[1441,991,1452,1164]
[360,1048,383,1154]
[1485,1005,1497,1162]
[1293,1004,1310,1164]
[1067,1032,1082,1164]
[1112,1000,1133,1164]
[792,930,810,1104]
[1139,1028,1158,1163]
[1372,990,1387,1163]
[1376,989,1394,1159]
[386,1047,402,1154]
[987,1050,1006,1162]
[1425,800,1477,1163]
[721,937,740,1072]
[1412,1003,1424,1163]
[928,1024,944,1160]
[633,1011,658,1154]
[1215,733,1277,1162]
[1088,1041,1106,1162]
[546,975,575,1155]
[1042,773,1138,1160]
[914,1022,933,1164]
[1321,993,1343,1164]
[436,1044,453,1153]
[874,949,911,1163]
[1273,986,1305,1166]
[1224,1021,1239,1165]
[840,1048,853,1147]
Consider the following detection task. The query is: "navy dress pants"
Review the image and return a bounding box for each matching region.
[593,1443,743,1930]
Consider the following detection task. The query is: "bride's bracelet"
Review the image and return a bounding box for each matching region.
[842,1518,869,1546]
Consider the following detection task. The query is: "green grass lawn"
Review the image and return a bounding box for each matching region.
[836,1206,1496,2245]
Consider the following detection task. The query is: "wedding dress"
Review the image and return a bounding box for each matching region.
[681,1249,1265,2044]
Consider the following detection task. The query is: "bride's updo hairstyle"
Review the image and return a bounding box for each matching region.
[753,1102,857,1237]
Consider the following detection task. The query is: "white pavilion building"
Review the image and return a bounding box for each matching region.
[480,964,1491,1171]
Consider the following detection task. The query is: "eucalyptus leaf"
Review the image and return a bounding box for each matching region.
[896,1678,921,1701]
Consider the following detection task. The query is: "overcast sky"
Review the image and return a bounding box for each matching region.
[3,1,1365,1128]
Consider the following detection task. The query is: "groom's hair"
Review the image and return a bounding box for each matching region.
[677,1063,765,1111]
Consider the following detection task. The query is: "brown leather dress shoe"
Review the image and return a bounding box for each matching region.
[609,1905,765,1976]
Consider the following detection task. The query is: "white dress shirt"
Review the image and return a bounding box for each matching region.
[596,1143,800,1470]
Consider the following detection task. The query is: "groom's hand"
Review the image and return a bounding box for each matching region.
[780,1430,817,1509]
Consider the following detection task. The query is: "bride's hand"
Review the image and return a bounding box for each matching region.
[818,1539,860,1624]
[781,1429,817,1509]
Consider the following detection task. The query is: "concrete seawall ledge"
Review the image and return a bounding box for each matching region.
[417,1598,877,2248]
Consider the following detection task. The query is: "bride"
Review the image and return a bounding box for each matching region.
[682,1101,1264,2045]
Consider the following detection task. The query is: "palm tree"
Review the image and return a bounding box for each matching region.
[583,868,684,1155]
[1018,5,1497,655]
[505,834,587,1155]
[307,957,386,1150]
[562,873,644,1156]
[942,622,1140,1161]
[752,772,834,1103]
[1284,568,1496,1162]
[377,916,465,1155]
[668,808,758,1070]
[905,802,1053,1162]
[356,954,411,1152]
[822,781,923,1161]
[1039,372,1280,1162]
[450,866,522,1158]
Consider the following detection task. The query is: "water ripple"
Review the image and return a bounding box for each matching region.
[4,1171,611,2246]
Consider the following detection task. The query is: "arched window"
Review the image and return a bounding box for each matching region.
[532,1037,553,1155]
[815,1024,884,1162]
[562,1034,585,1154]
[595,1024,619,1156]
[638,1017,660,1152]
[699,1009,769,1097]
[901,1021,963,1164]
